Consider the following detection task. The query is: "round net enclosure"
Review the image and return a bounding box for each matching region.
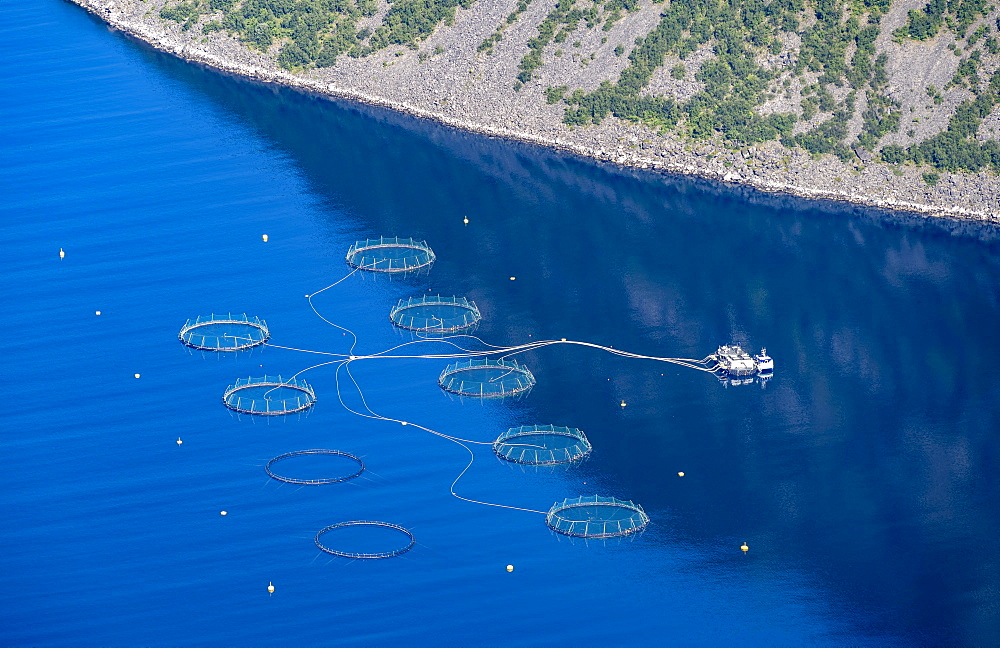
[493,425,592,465]
[314,521,415,559]
[223,375,316,415]
[265,449,364,484]
[546,496,650,538]
[389,295,481,333]
[345,237,435,273]
[438,358,536,398]
[178,314,269,351]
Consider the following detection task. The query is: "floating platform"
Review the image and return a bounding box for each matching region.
[711,345,773,377]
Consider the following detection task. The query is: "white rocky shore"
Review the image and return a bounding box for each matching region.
[69,0,1000,227]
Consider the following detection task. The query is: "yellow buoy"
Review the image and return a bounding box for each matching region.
[509,276,516,281]
[134,373,141,379]
[95,310,101,316]
[401,421,408,425]
[267,582,275,594]
[59,248,65,259]
[262,234,269,242]
[741,542,749,552]
[463,217,469,224]
[506,564,514,572]
[620,400,627,407]
[176,437,183,446]
[677,471,684,477]
[220,510,228,516]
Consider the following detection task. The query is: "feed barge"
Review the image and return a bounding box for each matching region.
[710,345,773,377]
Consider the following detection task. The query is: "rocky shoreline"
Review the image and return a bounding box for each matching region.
[68,0,1000,228]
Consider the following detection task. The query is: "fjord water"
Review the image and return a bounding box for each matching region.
[3,1,1000,644]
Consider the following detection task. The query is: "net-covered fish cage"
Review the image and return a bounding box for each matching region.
[314,520,415,559]
[438,358,536,398]
[493,425,592,465]
[223,375,316,415]
[389,295,481,333]
[178,313,269,351]
[265,449,364,484]
[545,496,649,538]
[345,237,435,273]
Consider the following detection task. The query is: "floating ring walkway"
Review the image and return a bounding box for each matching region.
[345,237,435,273]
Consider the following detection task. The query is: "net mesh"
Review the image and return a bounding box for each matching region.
[545,496,649,538]
[493,425,592,465]
[178,313,269,351]
[223,375,316,415]
[345,237,435,273]
[389,295,481,333]
[438,358,536,398]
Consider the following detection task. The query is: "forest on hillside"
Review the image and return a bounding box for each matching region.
[157,0,1000,179]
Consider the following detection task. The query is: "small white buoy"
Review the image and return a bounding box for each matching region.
[509,276,516,281]
[463,217,469,224]
[561,338,567,341]
[59,248,65,259]
[220,510,228,516]
[176,437,183,446]
[677,471,684,477]
[262,234,269,242]
[506,564,514,572]
[134,373,141,379]
[95,310,101,316]
[267,582,275,595]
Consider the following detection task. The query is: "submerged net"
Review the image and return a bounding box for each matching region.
[265,449,364,484]
[389,295,481,333]
[493,425,592,465]
[223,375,316,415]
[345,237,435,273]
[178,313,269,351]
[438,358,536,398]
[545,495,649,538]
[314,520,415,559]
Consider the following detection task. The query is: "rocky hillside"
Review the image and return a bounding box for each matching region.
[77,0,1000,219]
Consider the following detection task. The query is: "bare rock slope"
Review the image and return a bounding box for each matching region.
[73,0,1000,223]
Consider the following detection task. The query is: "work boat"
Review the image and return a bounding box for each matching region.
[754,348,774,373]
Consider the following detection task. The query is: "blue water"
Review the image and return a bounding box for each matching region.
[3,1,1000,645]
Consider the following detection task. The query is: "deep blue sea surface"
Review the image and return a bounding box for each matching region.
[3,2,1000,645]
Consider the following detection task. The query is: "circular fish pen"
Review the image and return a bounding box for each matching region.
[223,375,316,415]
[265,449,364,484]
[438,358,536,398]
[389,295,481,333]
[493,425,592,465]
[178,313,269,351]
[314,521,415,559]
[545,496,649,538]
[345,237,435,273]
